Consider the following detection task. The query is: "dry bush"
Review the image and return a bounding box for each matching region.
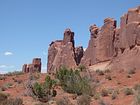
[56,97,73,105]
[0,92,8,101]
[105,75,112,80]
[96,69,104,76]
[0,76,6,80]
[124,88,134,96]
[128,68,136,75]
[0,98,23,105]
[101,89,109,97]
[77,95,91,105]
[133,84,140,105]
[111,90,118,100]
[5,71,23,76]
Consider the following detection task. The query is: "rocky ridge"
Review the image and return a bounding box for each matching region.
[47,6,140,73]
[21,6,140,73]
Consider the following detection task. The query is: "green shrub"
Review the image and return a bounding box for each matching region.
[33,82,44,98]
[44,75,56,89]
[77,95,91,105]
[124,88,133,95]
[56,67,93,95]
[32,75,57,102]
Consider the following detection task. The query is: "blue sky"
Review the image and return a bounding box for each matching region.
[0,0,139,73]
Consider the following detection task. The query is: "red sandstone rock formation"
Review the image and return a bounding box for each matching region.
[109,6,140,70]
[80,18,116,66]
[75,46,84,65]
[47,5,140,72]
[22,58,41,73]
[47,29,83,73]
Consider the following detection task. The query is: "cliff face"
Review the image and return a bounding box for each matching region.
[47,29,83,73]
[42,6,140,73]
[80,18,116,66]
[109,6,140,70]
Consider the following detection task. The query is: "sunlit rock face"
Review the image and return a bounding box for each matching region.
[81,18,116,66]
[47,6,140,72]
[47,29,83,73]
[22,58,41,73]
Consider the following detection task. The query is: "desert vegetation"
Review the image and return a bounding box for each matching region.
[0,92,23,105]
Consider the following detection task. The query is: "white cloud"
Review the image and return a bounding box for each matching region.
[0,65,7,68]
[0,65,15,69]
[4,51,13,56]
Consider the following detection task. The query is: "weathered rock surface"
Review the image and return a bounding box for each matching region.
[81,18,116,66]
[75,46,84,65]
[47,29,83,73]
[109,6,140,70]
[47,6,140,72]
[22,58,41,73]
[63,28,75,47]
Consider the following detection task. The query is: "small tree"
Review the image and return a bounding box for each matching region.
[32,75,57,102]
[56,67,93,96]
